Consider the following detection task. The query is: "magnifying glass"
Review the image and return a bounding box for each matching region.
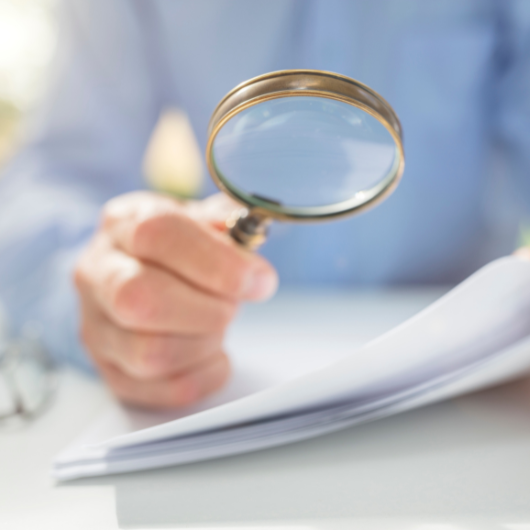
[206,70,404,250]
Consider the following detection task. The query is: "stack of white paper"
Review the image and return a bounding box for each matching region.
[53,256,530,481]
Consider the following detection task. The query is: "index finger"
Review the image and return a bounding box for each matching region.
[102,192,278,301]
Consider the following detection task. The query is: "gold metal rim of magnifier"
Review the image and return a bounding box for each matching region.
[206,69,405,222]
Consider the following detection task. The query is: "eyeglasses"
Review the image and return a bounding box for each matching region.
[0,325,57,428]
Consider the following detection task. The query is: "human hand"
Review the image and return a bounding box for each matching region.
[74,192,278,408]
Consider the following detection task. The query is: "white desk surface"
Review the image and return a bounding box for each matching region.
[2,288,530,530]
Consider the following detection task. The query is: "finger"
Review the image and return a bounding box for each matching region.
[96,352,231,408]
[185,193,243,231]
[101,192,278,301]
[75,234,237,334]
[80,295,224,380]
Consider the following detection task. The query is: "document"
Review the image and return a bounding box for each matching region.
[53,256,530,481]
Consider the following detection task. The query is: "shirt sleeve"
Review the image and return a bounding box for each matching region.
[0,0,163,371]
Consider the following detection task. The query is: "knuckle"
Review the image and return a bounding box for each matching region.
[214,353,231,387]
[73,263,87,291]
[129,212,171,257]
[73,252,94,292]
[98,364,121,391]
[100,198,125,231]
[100,202,115,227]
[107,378,130,403]
[209,351,231,383]
[96,362,150,408]
[132,336,171,377]
[206,253,251,297]
[79,319,93,351]
[170,378,199,408]
[111,268,153,326]
[210,301,238,331]
[100,369,138,406]
[222,301,238,325]
[164,393,190,408]
[220,260,250,296]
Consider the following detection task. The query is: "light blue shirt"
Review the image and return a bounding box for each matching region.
[1,0,530,369]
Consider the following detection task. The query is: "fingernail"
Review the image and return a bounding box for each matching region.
[241,268,278,300]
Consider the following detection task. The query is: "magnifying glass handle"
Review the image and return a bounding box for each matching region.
[227,209,271,251]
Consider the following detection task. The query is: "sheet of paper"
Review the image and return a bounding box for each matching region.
[96,256,530,448]
[54,256,530,480]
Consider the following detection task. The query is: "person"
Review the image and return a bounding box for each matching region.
[0,0,529,408]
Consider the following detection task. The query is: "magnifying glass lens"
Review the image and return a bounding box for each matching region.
[212,96,398,209]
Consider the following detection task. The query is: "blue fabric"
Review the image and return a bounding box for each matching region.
[0,0,530,367]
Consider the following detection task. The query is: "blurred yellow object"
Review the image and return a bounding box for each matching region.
[143,109,204,199]
[0,0,57,171]
[0,0,57,109]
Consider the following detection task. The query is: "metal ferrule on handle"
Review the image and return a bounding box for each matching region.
[227,210,271,251]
